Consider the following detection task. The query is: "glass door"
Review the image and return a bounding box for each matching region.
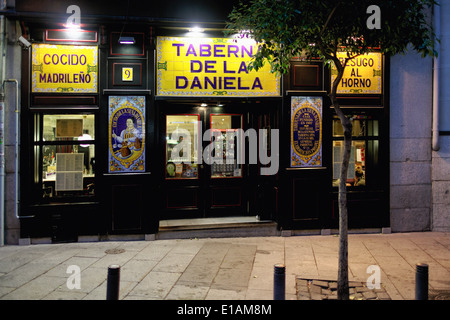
[161,105,205,219]
[204,111,249,217]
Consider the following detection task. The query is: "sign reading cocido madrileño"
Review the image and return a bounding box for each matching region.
[32,44,98,93]
[156,37,280,97]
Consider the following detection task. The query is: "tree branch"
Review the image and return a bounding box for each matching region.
[320,1,342,37]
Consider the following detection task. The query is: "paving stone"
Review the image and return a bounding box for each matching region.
[356,286,370,293]
[296,277,392,300]
[376,292,391,300]
[310,284,322,293]
[322,288,332,295]
[363,291,378,299]
[310,292,323,300]
[312,280,329,288]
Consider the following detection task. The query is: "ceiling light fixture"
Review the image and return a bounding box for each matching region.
[119,36,135,44]
[189,27,204,33]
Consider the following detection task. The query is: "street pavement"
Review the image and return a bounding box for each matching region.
[0,232,449,300]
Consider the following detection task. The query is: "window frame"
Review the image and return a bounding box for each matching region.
[32,110,97,202]
[331,113,380,189]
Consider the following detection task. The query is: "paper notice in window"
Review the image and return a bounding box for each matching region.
[56,153,83,172]
[55,153,84,191]
[56,119,83,137]
[56,172,83,191]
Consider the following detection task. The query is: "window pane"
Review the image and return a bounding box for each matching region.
[43,114,95,141]
[332,115,377,137]
[166,115,199,179]
[332,141,365,187]
[43,144,95,198]
[210,114,243,178]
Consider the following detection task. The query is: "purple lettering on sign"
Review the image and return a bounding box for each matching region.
[252,77,263,90]
[79,55,86,65]
[172,43,184,56]
[223,61,235,74]
[238,78,249,90]
[60,54,68,65]
[44,54,51,65]
[191,60,202,73]
[200,44,211,57]
[238,61,248,74]
[186,44,197,56]
[204,61,216,73]
[205,77,216,89]
[242,46,253,58]
[214,45,225,57]
[191,76,202,89]
[224,77,235,89]
[176,76,188,89]
[228,45,239,58]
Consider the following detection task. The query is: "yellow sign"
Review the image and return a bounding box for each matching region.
[32,44,98,93]
[331,52,382,94]
[156,37,280,97]
[122,68,133,82]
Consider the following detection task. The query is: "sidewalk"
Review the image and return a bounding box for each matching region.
[0,232,449,300]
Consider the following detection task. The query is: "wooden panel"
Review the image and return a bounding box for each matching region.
[289,62,323,91]
[45,29,98,42]
[293,65,319,87]
[112,185,142,231]
[292,178,320,221]
[32,95,96,106]
[211,186,241,207]
[166,187,198,209]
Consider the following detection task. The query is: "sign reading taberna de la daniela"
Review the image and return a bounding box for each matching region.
[31,44,98,93]
[156,37,280,97]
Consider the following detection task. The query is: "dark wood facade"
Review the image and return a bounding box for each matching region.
[10,1,390,242]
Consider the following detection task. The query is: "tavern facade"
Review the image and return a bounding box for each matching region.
[0,0,449,244]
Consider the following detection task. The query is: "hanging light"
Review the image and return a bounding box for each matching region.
[119,36,135,44]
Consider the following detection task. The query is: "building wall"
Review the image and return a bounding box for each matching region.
[389,49,433,232]
[432,0,450,232]
[4,19,21,244]
[433,137,450,232]
[390,2,450,233]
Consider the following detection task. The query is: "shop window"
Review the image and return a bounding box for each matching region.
[35,114,96,200]
[210,114,243,178]
[165,115,200,179]
[332,115,379,187]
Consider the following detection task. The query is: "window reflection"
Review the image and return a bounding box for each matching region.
[38,114,96,200]
[210,114,243,178]
[332,115,378,187]
[165,115,199,179]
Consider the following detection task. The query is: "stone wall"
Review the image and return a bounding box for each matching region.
[389,50,433,232]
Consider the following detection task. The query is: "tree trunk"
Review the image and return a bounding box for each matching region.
[329,58,352,300]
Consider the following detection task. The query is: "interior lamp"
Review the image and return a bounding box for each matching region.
[119,36,135,44]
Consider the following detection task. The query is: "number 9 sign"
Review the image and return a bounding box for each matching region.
[122,67,133,82]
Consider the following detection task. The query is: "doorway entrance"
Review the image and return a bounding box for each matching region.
[159,100,279,220]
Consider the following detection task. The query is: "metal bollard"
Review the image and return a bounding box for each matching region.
[106,264,120,300]
[415,263,428,300]
[273,264,285,300]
